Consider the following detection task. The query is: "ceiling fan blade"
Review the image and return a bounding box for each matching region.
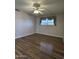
[39,11,43,14]
[39,8,45,10]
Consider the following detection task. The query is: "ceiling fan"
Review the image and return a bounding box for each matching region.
[32,3,44,14]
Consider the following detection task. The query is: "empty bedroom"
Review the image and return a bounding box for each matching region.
[15,0,64,59]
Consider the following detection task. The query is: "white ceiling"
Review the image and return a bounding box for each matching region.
[15,0,64,16]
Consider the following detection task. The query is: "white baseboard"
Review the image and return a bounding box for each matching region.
[35,32,64,38]
[15,33,34,39]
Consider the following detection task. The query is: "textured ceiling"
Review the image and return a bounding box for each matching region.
[15,0,64,16]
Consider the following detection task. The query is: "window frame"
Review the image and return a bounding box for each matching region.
[40,16,56,26]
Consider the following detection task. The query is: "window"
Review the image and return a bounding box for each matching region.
[40,17,56,25]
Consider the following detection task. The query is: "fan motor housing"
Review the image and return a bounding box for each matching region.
[33,3,40,8]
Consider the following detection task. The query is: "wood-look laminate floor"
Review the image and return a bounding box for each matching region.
[15,33,64,59]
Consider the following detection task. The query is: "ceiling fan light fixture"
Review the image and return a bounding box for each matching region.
[33,3,43,15]
[33,10,39,14]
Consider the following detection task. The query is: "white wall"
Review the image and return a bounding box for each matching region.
[15,11,64,38]
[36,15,64,38]
[15,11,36,38]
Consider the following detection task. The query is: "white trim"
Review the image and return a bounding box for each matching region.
[36,32,64,38]
[15,33,34,39]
